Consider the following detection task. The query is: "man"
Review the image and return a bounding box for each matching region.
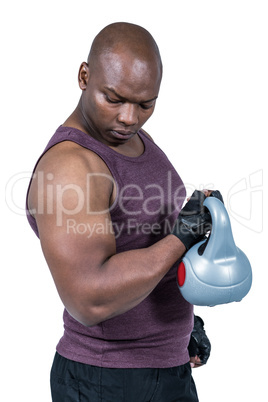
[26,22,216,401]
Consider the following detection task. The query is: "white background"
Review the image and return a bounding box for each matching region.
[1,1,267,401]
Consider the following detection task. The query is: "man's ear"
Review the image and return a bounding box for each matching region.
[78,62,89,90]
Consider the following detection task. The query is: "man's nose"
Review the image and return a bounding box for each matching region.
[117,103,139,126]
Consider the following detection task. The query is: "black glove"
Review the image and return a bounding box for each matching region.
[172,190,223,250]
[188,315,211,365]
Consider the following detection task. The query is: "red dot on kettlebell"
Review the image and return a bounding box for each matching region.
[178,261,186,287]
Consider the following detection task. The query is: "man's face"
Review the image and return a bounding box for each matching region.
[80,50,162,146]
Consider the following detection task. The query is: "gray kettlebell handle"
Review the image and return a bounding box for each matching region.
[203,197,238,262]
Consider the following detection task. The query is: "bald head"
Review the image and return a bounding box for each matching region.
[87,22,162,76]
[75,23,162,145]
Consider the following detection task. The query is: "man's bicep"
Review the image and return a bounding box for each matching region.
[38,208,116,324]
[38,209,116,285]
[31,151,116,322]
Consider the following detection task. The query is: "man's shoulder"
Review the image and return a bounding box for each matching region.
[28,139,114,216]
[38,140,110,176]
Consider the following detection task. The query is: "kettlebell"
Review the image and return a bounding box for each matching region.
[177,197,252,306]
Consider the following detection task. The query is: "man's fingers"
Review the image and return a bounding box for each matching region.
[190,355,203,369]
[202,189,213,197]
[187,189,213,201]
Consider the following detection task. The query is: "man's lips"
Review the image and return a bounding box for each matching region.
[110,130,136,140]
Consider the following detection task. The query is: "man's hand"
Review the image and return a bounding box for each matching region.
[172,190,223,250]
[188,315,211,368]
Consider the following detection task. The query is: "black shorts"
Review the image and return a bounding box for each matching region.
[50,352,199,402]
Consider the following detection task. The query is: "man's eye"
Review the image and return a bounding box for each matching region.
[106,96,121,104]
[140,103,154,110]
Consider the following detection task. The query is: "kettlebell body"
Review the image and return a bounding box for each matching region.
[177,197,252,306]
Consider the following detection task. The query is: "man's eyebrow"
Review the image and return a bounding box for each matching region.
[104,86,158,103]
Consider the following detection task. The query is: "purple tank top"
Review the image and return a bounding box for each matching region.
[26,126,193,368]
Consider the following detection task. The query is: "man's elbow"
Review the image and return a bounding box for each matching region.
[66,303,109,327]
